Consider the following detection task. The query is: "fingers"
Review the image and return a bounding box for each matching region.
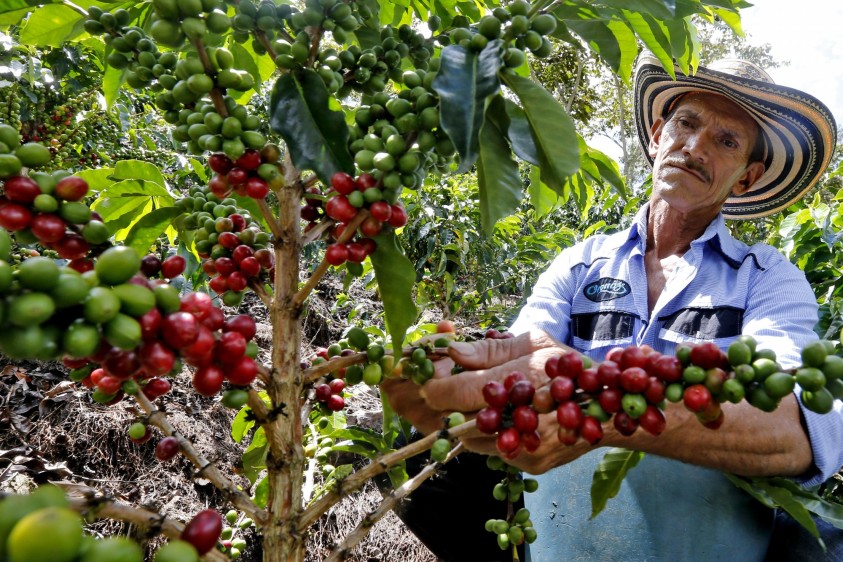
[381,378,447,435]
[422,344,560,412]
[421,369,494,412]
[447,331,562,370]
[432,356,455,379]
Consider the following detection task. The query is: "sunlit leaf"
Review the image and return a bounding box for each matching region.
[370,231,417,352]
[591,448,644,518]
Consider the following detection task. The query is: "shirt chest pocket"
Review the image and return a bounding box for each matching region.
[571,311,637,358]
[658,306,744,346]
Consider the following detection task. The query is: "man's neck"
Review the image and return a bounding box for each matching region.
[646,199,719,259]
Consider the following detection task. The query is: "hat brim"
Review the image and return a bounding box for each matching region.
[634,52,837,219]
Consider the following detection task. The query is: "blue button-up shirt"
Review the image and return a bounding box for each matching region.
[511,205,843,561]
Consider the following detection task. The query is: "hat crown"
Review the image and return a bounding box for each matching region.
[706,58,772,83]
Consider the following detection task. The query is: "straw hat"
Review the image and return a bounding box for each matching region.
[634,52,837,219]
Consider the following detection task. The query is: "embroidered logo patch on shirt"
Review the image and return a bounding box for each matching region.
[583,277,631,302]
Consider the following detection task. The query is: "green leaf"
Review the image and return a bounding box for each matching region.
[476,101,522,235]
[590,448,644,518]
[188,158,208,182]
[381,392,412,449]
[502,73,579,195]
[732,476,843,530]
[113,159,167,186]
[330,426,390,453]
[123,207,181,255]
[370,231,417,353]
[354,26,382,50]
[621,10,673,67]
[253,475,269,508]
[711,7,743,35]
[241,442,268,484]
[432,41,503,173]
[269,70,354,185]
[485,95,539,165]
[92,197,148,234]
[528,165,558,218]
[73,167,115,192]
[600,0,676,19]
[0,8,33,26]
[755,482,822,541]
[664,17,696,74]
[19,4,84,46]
[582,140,626,197]
[102,63,126,109]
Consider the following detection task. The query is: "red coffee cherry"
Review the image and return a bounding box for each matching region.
[155,436,180,461]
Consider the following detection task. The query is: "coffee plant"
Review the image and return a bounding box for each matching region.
[2,1,840,561]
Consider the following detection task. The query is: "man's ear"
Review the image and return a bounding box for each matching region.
[732,161,766,196]
[648,118,665,158]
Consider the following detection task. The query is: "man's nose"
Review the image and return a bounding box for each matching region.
[682,130,710,161]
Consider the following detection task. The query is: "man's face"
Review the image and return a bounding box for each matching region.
[648,93,766,216]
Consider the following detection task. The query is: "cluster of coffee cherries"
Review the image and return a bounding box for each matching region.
[438,0,556,61]
[207,145,283,201]
[0,128,109,258]
[476,336,843,455]
[175,184,274,308]
[89,5,268,161]
[0,239,258,409]
[314,378,346,412]
[310,326,385,413]
[724,337,843,413]
[483,455,539,550]
[66,253,259,409]
[0,484,150,562]
[476,371,544,456]
[322,171,408,266]
[140,253,188,281]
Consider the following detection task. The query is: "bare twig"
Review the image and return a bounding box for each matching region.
[298,420,477,531]
[292,211,369,310]
[258,197,283,240]
[302,219,334,246]
[134,392,266,525]
[248,278,273,309]
[59,484,230,562]
[324,443,465,561]
[302,345,453,385]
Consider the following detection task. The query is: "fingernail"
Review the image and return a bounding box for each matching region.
[449,341,476,356]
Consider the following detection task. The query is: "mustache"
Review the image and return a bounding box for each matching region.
[664,157,711,183]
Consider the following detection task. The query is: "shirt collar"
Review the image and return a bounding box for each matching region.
[624,202,744,261]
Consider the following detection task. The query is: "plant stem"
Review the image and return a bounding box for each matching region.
[249,278,273,308]
[324,443,465,561]
[134,392,266,524]
[61,486,230,561]
[258,197,284,240]
[292,210,369,309]
[298,419,477,531]
[262,164,307,562]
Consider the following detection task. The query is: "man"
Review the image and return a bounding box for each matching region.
[383,53,842,561]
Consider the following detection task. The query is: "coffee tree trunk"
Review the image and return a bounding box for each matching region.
[263,175,306,562]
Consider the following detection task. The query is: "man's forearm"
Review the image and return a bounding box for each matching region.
[604,394,814,477]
